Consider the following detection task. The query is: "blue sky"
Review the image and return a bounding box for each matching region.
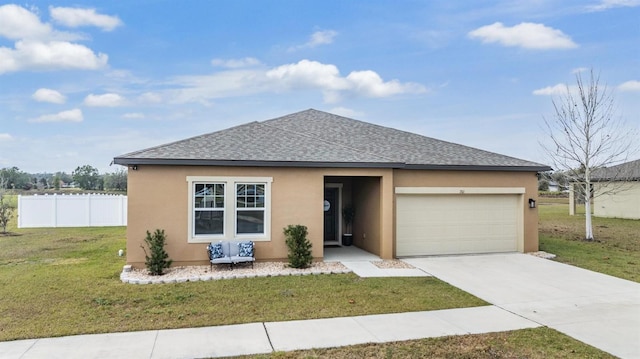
[1,0,638,173]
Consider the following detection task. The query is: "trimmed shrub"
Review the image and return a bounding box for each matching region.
[141,229,172,275]
[284,224,312,269]
[0,197,13,234]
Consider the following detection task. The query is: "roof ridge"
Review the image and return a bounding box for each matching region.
[259,115,401,163]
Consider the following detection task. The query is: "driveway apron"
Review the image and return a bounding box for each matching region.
[404,253,640,359]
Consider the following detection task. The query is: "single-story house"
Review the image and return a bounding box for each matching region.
[591,159,640,220]
[114,109,550,268]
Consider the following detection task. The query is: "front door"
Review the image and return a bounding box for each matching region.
[324,187,338,243]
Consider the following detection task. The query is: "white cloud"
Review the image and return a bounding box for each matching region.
[346,70,425,97]
[50,7,123,31]
[266,60,350,92]
[0,4,52,40]
[211,57,262,68]
[468,22,578,50]
[0,5,109,74]
[32,88,66,103]
[289,30,338,51]
[587,0,640,11]
[307,30,338,47]
[618,80,640,92]
[267,60,426,102]
[29,108,83,123]
[0,133,13,141]
[170,59,427,104]
[572,67,589,74]
[532,84,568,96]
[123,112,145,119]
[0,40,108,74]
[84,93,126,107]
[532,83,585,96]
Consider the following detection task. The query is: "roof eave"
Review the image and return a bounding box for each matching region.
[592,177,640,182]
[403,164,552,172]
[113,157,551,172]
[112,157,403,168]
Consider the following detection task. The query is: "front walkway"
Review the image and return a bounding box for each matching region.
[324,245,429,277]
[405,253,640,359]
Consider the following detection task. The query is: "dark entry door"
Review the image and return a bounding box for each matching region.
[324,188,338,242]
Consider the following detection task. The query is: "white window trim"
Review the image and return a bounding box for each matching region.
[187,176,273,243]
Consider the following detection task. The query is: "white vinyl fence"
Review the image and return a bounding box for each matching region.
[18,194,127,228]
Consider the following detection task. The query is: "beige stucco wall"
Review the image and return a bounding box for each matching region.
[126,165,539,267]
[126,165,394,268]
[594,182,640,219]
[392,170,540,253]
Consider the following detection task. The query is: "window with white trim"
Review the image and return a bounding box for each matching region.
[187,176,272,243]
[236,183,265,235]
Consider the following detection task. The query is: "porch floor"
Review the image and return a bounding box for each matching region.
[323,245,380,262]
[323,245,429,278]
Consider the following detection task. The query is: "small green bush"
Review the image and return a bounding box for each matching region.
[0,195,14,234]
[141,229,172,275]
[284,224,312,269]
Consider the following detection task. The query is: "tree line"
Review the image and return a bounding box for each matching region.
[0,165,127,192]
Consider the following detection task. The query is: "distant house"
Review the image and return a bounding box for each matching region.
[113,109,550,268]
[548,181,560,192]
[547,180,569,193]
[592,159,640,220]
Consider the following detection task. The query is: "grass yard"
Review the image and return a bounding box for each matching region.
[240,327,614,359]
[0,213,485,342]
[0,195,631,358]
[538,197,640,282]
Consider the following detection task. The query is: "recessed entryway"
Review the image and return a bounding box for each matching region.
[323,175,386,258]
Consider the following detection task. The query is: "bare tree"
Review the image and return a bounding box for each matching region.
[541,69,637,241]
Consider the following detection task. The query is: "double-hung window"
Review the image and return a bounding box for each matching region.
[236,183,265,235]
[193,183,225,236]
[187,176,272,243]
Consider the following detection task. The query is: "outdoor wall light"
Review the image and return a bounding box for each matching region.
[528,198,536,208]
[131,165,138,171]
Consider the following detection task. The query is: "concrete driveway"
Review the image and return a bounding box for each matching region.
[404,253,640,359]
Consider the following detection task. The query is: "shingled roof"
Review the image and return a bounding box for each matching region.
[113,109,550,171]
[592,159,640,181]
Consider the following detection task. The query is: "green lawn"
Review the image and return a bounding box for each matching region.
[538,197,640,282]
[0,196,629,358]
[0,215,484,342]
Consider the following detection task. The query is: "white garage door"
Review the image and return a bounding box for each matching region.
[396,194,520,256]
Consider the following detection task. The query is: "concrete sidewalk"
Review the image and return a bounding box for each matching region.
[0,305,539,359]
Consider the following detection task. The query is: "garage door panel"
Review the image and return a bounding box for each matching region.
[396,194,519,256]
